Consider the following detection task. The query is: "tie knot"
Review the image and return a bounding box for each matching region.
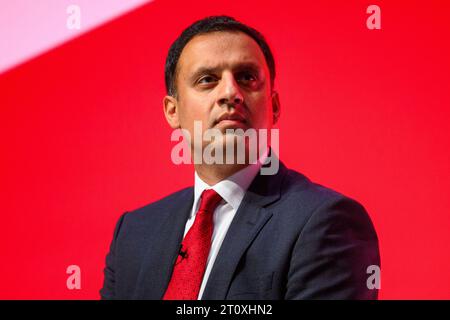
[198,189,223,213]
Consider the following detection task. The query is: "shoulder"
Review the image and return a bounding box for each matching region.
[119,186,193,228]
[280,165,352,210]
[131,186,193,214]
[277,164,376,239]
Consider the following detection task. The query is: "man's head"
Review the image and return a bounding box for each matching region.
[163,15,280,166]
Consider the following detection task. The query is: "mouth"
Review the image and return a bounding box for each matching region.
[214,113,247,129]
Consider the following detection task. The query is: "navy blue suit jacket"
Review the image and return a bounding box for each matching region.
[100,159,380,299]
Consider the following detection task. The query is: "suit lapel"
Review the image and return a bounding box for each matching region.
[133,188,194,299]
[201,160,287,300]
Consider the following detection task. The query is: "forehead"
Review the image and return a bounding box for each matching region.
[177,31,269,77]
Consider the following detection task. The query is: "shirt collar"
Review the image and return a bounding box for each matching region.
[191,148,269,218]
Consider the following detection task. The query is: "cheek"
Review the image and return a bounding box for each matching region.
[178,97,212,129]
[248,94,272,123]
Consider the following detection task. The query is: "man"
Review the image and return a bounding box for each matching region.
[100,15,380,300]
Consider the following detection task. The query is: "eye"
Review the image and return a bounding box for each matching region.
[198,75,217,84]
[237,71,257,83]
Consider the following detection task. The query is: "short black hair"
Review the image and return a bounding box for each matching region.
[165,15,276,97]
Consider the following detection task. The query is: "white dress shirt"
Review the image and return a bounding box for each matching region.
[183,151,268,300]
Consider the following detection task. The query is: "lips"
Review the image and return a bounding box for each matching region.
[215,113,247,127]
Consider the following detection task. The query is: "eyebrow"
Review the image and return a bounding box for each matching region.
[188,62,262,83]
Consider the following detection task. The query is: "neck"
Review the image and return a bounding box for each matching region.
[194,163,249,186]
[192,145,270,185]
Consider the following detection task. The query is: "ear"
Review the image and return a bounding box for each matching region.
[271,90,281,125]
[163,95,180,129]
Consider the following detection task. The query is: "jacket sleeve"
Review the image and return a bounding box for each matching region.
[285,196,380,299]
[99,212,128,300]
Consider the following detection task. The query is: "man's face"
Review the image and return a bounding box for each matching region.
[164,31,280,159]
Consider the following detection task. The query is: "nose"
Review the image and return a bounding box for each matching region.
[217,72,244,107]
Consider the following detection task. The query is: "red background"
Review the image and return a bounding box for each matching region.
[1,0,449,299]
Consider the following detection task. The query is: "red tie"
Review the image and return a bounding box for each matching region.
[163,189,223,300]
